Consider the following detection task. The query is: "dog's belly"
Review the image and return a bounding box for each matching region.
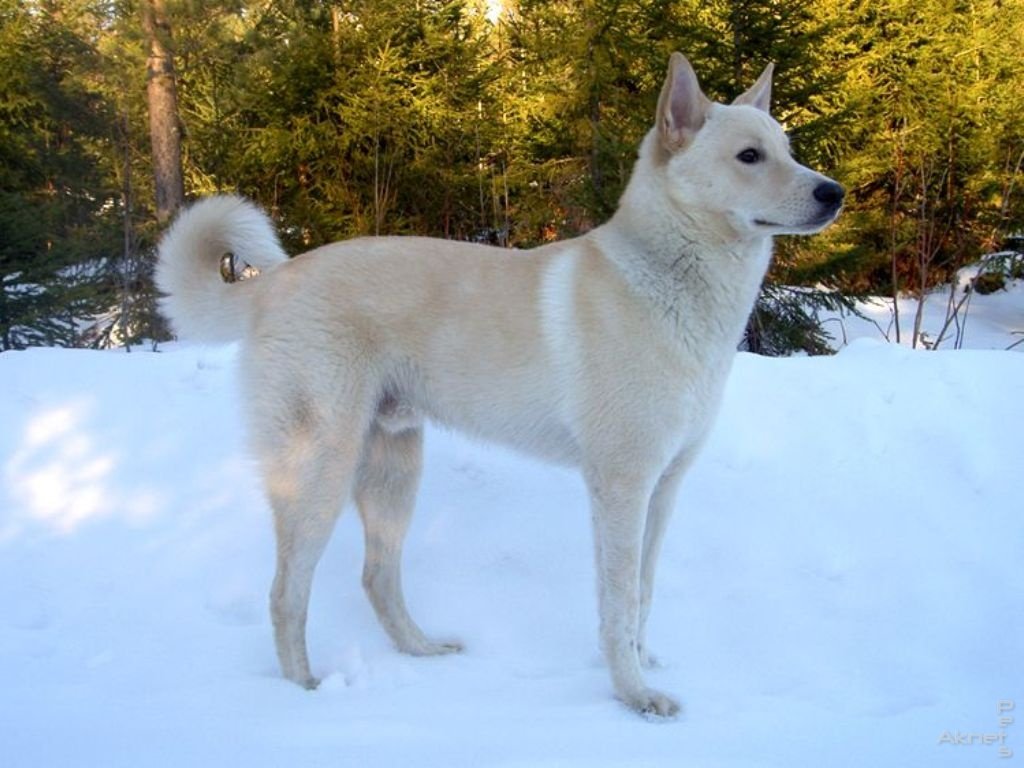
[417,386,582,466]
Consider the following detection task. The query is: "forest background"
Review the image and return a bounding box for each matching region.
[2,0,1023,353]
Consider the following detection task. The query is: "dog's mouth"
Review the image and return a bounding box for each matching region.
[754,210,840,232]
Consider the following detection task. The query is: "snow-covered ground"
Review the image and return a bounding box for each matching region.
[822,272,1024,353]
[1,333,1022,766]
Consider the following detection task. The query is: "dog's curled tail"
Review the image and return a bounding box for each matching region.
[155,195,287,343]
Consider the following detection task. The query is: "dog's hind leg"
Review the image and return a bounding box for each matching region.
[355,423,462,656]
[265,399,368,690]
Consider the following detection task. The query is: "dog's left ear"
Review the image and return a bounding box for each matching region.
[732,63,774,114]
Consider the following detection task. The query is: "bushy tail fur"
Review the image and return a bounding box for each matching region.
[155,195,287,342]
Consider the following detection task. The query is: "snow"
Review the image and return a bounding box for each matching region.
[1,336,1022,766]
[821,272,1024,353]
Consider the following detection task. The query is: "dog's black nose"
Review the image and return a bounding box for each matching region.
[813,181,845,207]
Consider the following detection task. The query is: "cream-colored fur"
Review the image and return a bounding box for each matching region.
[155,53,843,717]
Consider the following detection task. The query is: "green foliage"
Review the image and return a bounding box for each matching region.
[2,0,1023,354]
[828,0,1024,290]
[744,284,855,357]
[0,0,123,349]
[172,0,500,248]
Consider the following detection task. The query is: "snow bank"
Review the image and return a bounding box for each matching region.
[822,275,1024,352]
[1,342,1021,767]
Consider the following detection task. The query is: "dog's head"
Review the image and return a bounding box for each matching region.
[651,53,843,240]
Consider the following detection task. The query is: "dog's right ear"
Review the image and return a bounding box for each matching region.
[657,53,712,153]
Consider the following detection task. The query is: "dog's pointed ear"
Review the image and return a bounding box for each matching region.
[732,62,774,113]
[657,53,711,152]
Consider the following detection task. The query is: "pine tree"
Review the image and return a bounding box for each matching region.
[0,0,121,350]
[827,0,1024,346]
[2,0,1022,353]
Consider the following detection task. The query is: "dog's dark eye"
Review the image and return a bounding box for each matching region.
[737,148,762,164]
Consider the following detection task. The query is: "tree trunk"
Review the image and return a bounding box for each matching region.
[142,0,184,226]
[121,109,136,352]
[890,139,904,344]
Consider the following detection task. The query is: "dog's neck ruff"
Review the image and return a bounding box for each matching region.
[598,192,773,348]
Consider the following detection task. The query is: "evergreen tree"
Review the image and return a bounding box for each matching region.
[2,0,1022,353]
[827,0,1024,345]
[0,0,121,349]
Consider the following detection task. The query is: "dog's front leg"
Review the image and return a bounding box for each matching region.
[587,468,680,718]
[637,447,698,669]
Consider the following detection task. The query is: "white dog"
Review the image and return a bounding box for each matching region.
[155,53,843,717]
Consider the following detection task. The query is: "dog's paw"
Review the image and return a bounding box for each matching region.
[406,639,464,657]
[425,640,464,656]
[299,675,321,691]
[623,688,681,720]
